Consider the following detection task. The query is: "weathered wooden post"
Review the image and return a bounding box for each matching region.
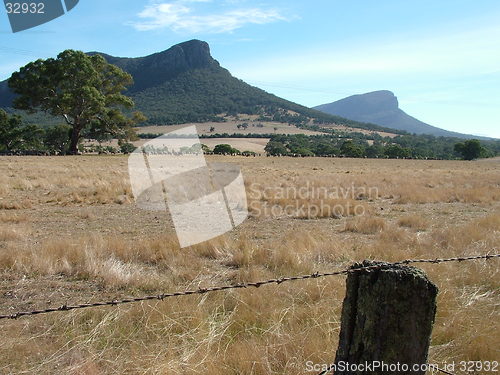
[333,260,438,375]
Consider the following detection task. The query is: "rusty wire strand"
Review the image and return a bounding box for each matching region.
[0,253,498,321]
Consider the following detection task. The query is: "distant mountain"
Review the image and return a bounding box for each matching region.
[314,90,486,139]
[0,40,395,133]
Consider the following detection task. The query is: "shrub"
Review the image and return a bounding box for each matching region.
[120,142,137,154]
[213,144,240,154]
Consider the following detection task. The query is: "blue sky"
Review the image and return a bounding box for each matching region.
[1,0,499,138]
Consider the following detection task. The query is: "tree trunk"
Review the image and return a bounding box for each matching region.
[68,124,81,155]
[334,260,438,375]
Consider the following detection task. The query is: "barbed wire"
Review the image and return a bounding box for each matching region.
[316,363,457,375]
[0,253,498,321]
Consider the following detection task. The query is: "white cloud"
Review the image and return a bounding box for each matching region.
[130,2,289,33]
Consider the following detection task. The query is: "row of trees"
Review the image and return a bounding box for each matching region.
[263,134,493,160]
[2,108,492,160]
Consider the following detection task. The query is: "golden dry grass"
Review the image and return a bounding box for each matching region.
[0,227,23,242]
[0,212,29,224]
[0,155,499,374]
[398,214,430,231]
[0,156,131,207]
[343,215,386,234]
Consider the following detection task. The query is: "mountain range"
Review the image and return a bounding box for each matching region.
[0,40,392,133]
[314,90,486,139]
[0,40,487,139]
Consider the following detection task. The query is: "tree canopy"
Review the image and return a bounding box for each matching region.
[454,139,484,160]
[213,144,240,154]
[8,50,144,154]
[0,109,42,151]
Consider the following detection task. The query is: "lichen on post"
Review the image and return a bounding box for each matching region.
[334,260,438,375]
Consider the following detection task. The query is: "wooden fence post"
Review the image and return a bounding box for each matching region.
[333,260,438,374]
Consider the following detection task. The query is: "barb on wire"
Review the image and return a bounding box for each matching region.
[431,365,457,375]
[316,363,335,375]
[0,253,498,321]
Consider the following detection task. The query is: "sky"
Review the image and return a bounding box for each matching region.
[1,0,499,138]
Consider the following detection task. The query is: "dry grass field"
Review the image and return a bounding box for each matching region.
[0,155,499,374]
